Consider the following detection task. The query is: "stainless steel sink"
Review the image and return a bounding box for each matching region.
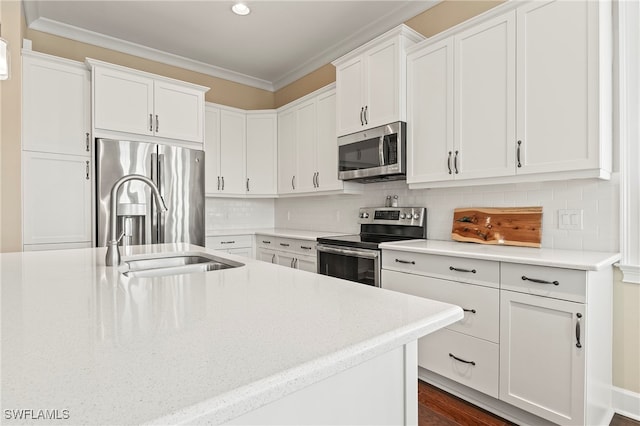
[121,252,244,278]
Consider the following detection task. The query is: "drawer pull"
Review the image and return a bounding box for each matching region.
[449,353,476,366]
[301,246,312,250]
[262,240,271,244]
[449,266,476,274]
[395,259,416,265]
[220,241,235,245]
[521,275,559,286]
[576,313,583,348]
[280,243,290,247]
[463,308,477,314]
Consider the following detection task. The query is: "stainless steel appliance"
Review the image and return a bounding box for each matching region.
[338,121,406,182]
[317,207,426,287]
[96,138,205,248]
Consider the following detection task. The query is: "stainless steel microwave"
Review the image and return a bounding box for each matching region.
[338,121,406,182]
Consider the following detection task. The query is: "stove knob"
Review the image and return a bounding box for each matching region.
[413,213,421,220]
[400,213,406,219]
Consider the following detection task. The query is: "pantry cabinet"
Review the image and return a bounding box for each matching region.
[406,0,611,188]
[277,84,360,196]
[333,25,423,136]
[205,104,277,197]
[21,52,93,250]
[89,59,207,143]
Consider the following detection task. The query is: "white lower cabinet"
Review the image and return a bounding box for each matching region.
[205,235,253,258]
[381,248,613,426]
[256,235,317,272]
[22,152,92,246]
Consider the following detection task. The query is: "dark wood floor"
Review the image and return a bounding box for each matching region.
[418,380,639,426]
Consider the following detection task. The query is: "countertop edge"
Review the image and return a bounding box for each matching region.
[148,306,463,425]
[379,242,621,271]
[206,228,343,241]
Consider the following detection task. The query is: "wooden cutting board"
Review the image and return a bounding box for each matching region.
[451,207,543,248]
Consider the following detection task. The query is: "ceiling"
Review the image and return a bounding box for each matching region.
[22,0,439,91]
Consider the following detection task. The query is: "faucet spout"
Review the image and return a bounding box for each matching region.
[106,174,167,266]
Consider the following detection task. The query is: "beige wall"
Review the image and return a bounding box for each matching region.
[0,0,23,253]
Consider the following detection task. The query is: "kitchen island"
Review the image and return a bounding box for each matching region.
[0,244,463,425]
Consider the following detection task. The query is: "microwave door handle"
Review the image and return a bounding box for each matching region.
[378,136,385,166]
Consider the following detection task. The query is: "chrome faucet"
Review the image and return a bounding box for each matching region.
[105,174,167,266]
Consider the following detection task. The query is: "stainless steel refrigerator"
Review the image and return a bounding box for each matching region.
[96,138,205,248]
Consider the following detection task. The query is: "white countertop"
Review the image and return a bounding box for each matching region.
[380,239,620,271]
[1,244,462,425]
[206,228,344,241]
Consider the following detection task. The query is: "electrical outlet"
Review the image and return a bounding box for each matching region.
[558,209,583,230]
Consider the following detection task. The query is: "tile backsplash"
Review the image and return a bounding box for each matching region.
[206,198,275,231]
[274,176,620,252]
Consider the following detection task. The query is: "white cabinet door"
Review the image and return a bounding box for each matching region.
[204,106,221,195]
[296,99,318,193]
[295,256,317,273]
[22,152,91,245]
[227,247,253,258]
[93,66,154,137]
[22,55,91,156]
[154,80,204,143]
[364,39,399,129]
[515,0,603,175]
[500,290,586,425]
[315,90,341,191]
[246,112,277,196]
[407,38,454,184]
[219,109,246,195]
[277,108,297,194]
[335,56,365,137]
[454,12,516,179]
[277,253,296,269]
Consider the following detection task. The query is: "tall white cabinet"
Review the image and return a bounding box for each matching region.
[22,51,92,250]
[407,0,611,188]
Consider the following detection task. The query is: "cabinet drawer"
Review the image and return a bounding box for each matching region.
[382,270,499,343]
[206,234,253,250]
[501,263,586,303]
[382,250,499,288]
[256,235,280,249]
[419,328,499,398]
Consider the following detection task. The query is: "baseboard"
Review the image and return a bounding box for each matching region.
[613,386,640,421]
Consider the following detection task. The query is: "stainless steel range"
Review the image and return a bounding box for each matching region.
[317,207,427,287]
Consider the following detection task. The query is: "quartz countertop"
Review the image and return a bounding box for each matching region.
[380,239,620,271]
[206,228,345,241]
[1,244,462,425]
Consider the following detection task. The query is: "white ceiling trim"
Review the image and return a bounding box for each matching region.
[26,17,276,91]
[272,1,438,91]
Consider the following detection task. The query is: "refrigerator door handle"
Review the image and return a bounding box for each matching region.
[157,153,166,243]
[150,153,159,244]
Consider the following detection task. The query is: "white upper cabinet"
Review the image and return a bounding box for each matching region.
[454,12,516,180]
[334,25,424,137]
[246,111,278,196]
[515,0,610,176]
[277,85,361,197]
[407,0,611,188]
[89,59,207,144]
[205,104,277,197]
[22,52,91,157]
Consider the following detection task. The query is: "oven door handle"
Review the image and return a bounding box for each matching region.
[317,245,379,259]
[378,136,386,166]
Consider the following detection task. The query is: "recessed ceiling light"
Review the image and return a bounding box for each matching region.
[232,3,250,16]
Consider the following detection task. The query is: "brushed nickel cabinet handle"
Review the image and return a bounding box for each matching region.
[447,151,452,174]
[271,254,275,263]
[85,161,90,180]
[292,175,296,190]
[449,353,476,366]
[463,308,477,314]
[280,243,290,247]
[217,176,220,191]
[246,178,250,192]
[360,107,364,126]
[521,275,559,286]
[85,133,90,152]
[454,150,459,174]
[155,114,159,132]
[301,246,312,250]
[262,240,271,244]
[221,176,225,190]
[149,114,153,131]
[220,241,235,245]
[395,259,415,265]
[364,105,368,125]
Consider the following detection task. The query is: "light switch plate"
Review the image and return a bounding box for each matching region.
[558,209,583,230]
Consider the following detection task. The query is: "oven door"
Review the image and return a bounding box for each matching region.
[316,244,380,287]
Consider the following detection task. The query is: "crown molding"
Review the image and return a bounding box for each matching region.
[27,17,275,91]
